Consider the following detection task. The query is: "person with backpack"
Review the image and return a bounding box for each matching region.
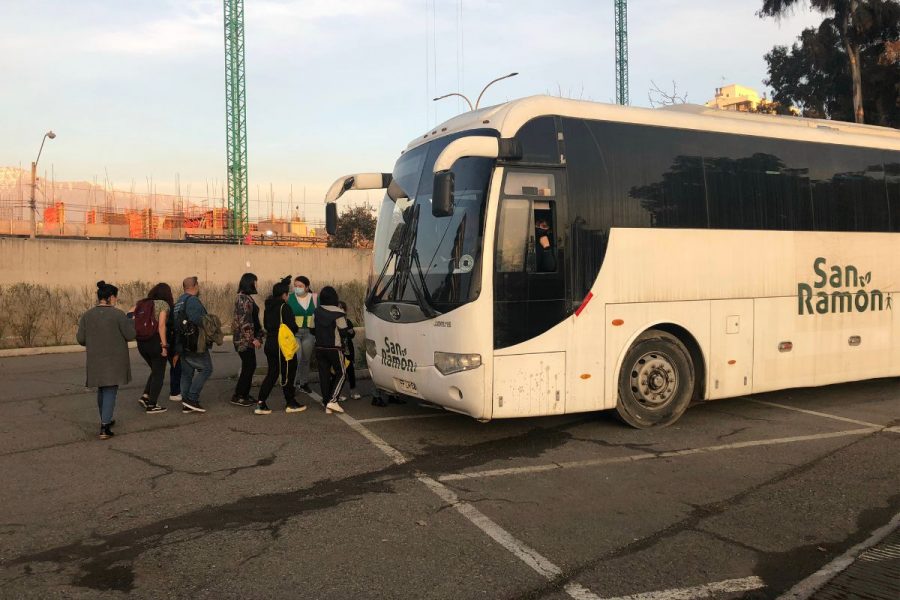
[287,275,316,395]
[231,273,263,407]
[76,281,136,440]
[255,276,306,415]
[337,301,361,401]
[131,283,173,414]
[174,276,213,413]
[312,286,353,414]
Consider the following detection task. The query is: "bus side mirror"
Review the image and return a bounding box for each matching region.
[325,202,338,235]
[432,171,455,218]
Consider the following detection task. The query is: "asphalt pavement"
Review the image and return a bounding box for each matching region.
[0,346,897,599]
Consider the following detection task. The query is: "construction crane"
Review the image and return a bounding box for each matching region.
[614,0,629,106]
[224,0,249,240]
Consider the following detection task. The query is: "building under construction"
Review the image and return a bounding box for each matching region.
[0,167,327,247]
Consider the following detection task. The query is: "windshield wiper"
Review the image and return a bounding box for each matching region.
[392,204,439,318]
[365,221,406,310]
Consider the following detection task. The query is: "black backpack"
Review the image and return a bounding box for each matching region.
[176,297,200,353]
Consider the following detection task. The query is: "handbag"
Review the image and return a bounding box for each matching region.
[277,307,299,360]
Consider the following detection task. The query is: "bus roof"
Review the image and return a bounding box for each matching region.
[405,95,900,153]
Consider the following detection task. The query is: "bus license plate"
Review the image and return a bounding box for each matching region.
[393,377,421,397]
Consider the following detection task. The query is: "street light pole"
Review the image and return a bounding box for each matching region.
[29,130,56,239]
[433,72,520,115]
[475,72,518,109]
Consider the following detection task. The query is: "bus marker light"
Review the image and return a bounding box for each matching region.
[778,341,793,352]
[611,319,624,327]
[575,292,594,316]
[848,336,861,346]
[728,360,736,365]
[580,374,591,379]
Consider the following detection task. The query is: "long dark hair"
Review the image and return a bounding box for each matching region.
[96,280,118,302]
[238,272,258,295]
[318,286,338,306]
[147,282,174,308]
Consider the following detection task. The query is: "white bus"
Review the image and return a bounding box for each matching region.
[325,96,900,427]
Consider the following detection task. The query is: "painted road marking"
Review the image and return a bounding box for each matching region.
[777,511,900,600]
[603,576,765,600]
[747,398,896,430]
[437,428,879,482]
[332,409,602,600]
[355,413,452,424]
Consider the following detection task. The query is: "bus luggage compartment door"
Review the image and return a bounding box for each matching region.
[493,352,566,418]
[709,299,754,400]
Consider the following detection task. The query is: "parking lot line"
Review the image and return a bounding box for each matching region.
[437,428,878,482]
[746,398,893,429]
[355,413,452,424]
[777,511,900,600]
[333,408,603,600]
[602,576,765,600]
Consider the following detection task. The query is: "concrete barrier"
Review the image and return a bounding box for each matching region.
[0,237,371,287]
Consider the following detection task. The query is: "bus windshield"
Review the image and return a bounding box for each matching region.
[369,132,495,314]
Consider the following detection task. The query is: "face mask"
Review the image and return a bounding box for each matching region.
[294,286,305,295]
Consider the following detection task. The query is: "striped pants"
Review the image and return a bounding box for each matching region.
[315,347,346,406]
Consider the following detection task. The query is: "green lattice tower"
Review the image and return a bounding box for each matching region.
[224,0,248,240]
[614,0,629,106]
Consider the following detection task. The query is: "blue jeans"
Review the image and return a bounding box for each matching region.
[180,351,213,404]
[294,328,314,387]
[97,385,118,425]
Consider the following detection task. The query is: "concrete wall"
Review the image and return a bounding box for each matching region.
[0,237,371,287]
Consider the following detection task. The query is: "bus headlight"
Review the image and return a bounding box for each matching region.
[365,338,377,358]
[434,352,482,375]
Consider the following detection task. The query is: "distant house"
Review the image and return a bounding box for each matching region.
[705,84,762,112]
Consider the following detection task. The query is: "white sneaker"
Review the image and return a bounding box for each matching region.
[350,392,362,400]
[169,394,182,402]
[338,395,347,402]
[325,401,344,414]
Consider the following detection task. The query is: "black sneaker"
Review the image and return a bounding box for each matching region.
[230,396,255,407]
[298,383,313,394]
[182,400,206,413]
[254,402,272,415]
[99,424,114,440]
[145,405,168,414]
[138,396,149,409]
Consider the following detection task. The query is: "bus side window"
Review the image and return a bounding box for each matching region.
[496,198,532,272]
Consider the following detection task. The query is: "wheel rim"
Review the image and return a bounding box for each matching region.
[629,351,678,409]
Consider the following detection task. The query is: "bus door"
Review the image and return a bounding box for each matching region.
[492,169,568,417]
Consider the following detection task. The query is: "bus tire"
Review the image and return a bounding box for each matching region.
[616,330,695,429]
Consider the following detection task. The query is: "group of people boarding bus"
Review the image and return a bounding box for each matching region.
[76,274,362,440]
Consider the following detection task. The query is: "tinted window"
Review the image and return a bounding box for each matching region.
[887,158,900,231]
[516,117,560,164]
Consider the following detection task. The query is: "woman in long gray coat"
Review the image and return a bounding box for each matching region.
[76,281,136,440]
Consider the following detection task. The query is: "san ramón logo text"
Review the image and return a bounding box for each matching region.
[381,337,417,372]
[797,257,890,316]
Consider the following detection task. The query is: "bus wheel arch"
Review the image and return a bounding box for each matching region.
[615,325,703,429]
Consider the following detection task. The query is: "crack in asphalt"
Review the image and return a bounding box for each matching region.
[0,418,587,594]
[109,443,287,488]
[511,426,896,600]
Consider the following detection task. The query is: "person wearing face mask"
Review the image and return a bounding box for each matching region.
[286,275,317,395]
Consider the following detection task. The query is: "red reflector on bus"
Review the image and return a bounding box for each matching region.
[778,341,793,352]
[575,292,594,317]
[611,319,624,327]
[728,360,736,365]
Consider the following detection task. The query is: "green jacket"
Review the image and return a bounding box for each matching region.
[286,292,317,329]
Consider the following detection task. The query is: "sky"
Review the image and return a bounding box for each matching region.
[0,0,823,221]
